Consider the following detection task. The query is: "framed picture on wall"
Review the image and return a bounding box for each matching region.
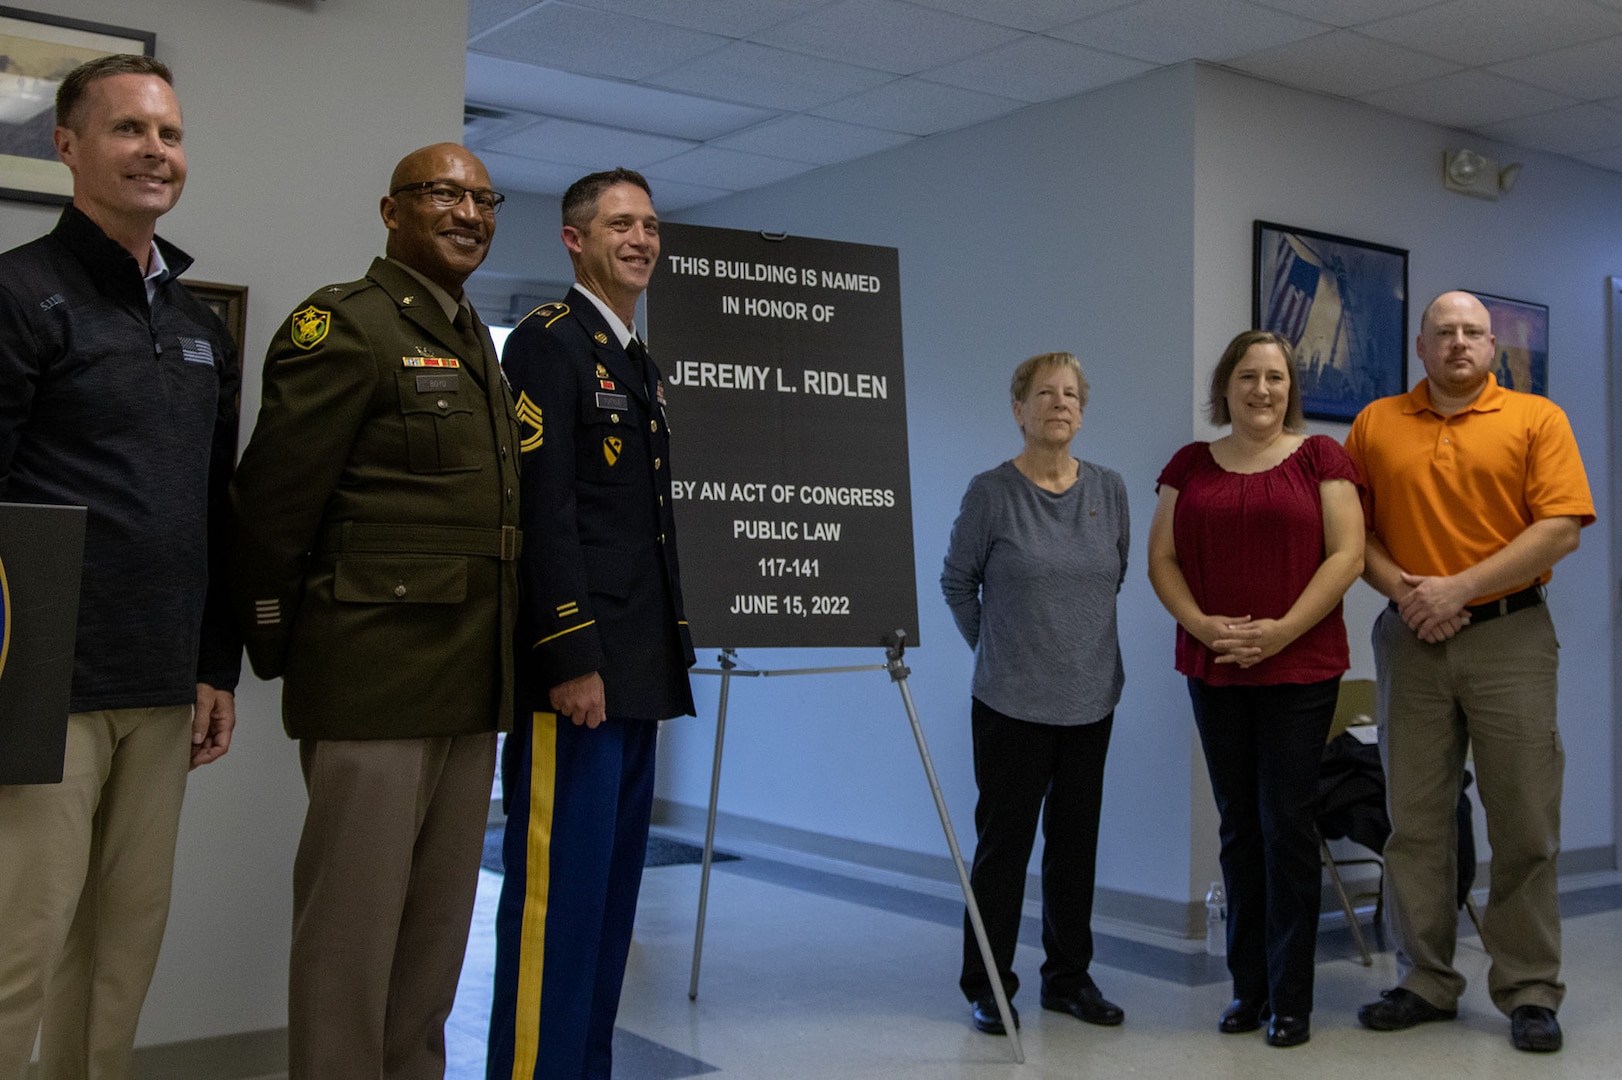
[1253,221,1408,423]
[0,6,155,205]
[1470,292,1548,396]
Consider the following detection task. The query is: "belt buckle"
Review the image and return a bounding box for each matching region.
[500,525,518,561]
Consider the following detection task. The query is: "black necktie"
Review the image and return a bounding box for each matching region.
[627,337,657,401]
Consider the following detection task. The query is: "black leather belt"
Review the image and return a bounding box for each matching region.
[1463,584,1543,624]
[1386,584,1543,627]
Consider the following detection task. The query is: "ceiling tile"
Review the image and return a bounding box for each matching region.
[643,146,819,190]
[922,33,1154,101]
[1489,35,1622,100]
[472,2,728,80]
[904,0,1135,33]
[487,117,698,169]
[713,114,915,165]
[645,42,894,110]
[1247,0,1467,24]
[475,149,589,197]
[1227,29,1461,97]
[641,177,738,212]
[1360,69,1577,129]
[469,0,539,38]
[1478,102,1622,155]
[752,0,1025,75]
[1358,0,1622,67]
[465,55,774,141]
[812,77,1025,135]
[566,0,830,37]
[1051,0,1330,64]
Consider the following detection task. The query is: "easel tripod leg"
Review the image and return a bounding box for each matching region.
[689,660,734,1000]
[889,662,1023,1064]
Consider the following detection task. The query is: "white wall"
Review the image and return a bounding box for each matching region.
[0,0,470,1047]
[1192,64,1615,862]
[656,60,1619,918]
[664,65,1207,912]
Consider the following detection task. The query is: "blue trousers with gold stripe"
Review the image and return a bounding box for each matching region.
[487,711,657,1080]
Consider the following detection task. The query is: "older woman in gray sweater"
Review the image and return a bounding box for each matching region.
[942,351,1129,1036]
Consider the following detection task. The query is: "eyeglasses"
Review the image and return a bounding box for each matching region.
[391,181,506,214]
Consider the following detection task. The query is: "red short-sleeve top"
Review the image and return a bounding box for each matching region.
[1157,434,1360,686]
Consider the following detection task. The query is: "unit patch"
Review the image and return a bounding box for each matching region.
[290,306,331,350]
[515,391,543,453]
[603,436,623,466]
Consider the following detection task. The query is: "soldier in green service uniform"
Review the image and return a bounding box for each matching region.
[230,143,520,1080]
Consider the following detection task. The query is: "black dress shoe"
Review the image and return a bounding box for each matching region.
[1357,987,1458,1031]
[1510,1005,1562,1052]
[1218,998,1269,1034]
[1040,986,1124,1026]
[971,999,1018,1035]
[1266,1014,1310,1047]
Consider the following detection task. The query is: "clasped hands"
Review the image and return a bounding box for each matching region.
[1200,615,1289,668]
[1393,571,1472,643]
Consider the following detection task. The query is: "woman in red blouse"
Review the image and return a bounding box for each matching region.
[1148,330,1364,1048]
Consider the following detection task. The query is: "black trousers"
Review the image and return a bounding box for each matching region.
[1188,676,1338,1015]
[960,698,1113,1003]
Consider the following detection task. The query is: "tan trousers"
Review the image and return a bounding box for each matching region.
[288,732,496,1080]
[1375,604,1565,1015]
[0,706,193,1080]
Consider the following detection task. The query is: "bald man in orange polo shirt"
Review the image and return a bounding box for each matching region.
[1345,291,1593,1054]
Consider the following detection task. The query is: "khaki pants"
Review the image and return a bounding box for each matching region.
[0,706,192,1080]
[1375,604,1565,1014]
[288,732,496,1080]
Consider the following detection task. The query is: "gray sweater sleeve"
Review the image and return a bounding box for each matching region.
[941,474,992,648]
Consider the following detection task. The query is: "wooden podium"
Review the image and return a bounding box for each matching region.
[0,502,86,784]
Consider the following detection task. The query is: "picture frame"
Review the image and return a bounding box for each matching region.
[0,6,155,205]
[1470,291,1547,396]
[1253,221,1408,423]
[181,279,248,362]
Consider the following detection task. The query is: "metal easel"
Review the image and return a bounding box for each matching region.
[683,630,1022,1064]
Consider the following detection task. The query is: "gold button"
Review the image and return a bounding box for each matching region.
[393,584,407,598]
[659,495,664,505]
[501,446,508,458]
[437,399,448,409]
[506,487,514,501]
[611,413,620,424]
[654,457,661,470]
[658,533,665,544]
[650,420,657,433]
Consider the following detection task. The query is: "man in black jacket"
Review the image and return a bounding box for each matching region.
[0,55,239,1077]
[488,168,695,1080]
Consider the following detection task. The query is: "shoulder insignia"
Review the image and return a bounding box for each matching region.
[520,301,569,329]
[515,391,543,453]
[593,331,609,345]
[290,306,331,350]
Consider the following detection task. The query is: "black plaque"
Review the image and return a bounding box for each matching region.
[649,223,918,649]
[0,502,86,784]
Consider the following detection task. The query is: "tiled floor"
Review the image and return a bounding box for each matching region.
[447,843,1622,1079]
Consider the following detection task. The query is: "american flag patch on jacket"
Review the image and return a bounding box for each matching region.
[180,337,215,366]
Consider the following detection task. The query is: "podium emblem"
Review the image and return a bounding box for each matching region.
[0,550,10,680]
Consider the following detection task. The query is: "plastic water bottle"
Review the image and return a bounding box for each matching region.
[1205,882,1227,957]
